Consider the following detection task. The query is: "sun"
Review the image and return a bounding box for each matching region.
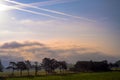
[0,1,11,11]
[0,4,10,11]
[0,1,11,23]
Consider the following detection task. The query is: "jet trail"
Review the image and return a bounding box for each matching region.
[5,0,96,22]
[4,4,66,20]
[4,0,77,10]
[30,0,78,7]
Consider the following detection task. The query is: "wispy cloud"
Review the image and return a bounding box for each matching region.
[5,0,96,22]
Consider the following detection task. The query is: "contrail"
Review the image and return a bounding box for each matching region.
[30,0,78,7]
[3,4,66,20]
[5,0,77,10]
[5,0,96,22]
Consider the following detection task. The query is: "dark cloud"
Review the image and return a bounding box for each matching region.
[0,41,44,49]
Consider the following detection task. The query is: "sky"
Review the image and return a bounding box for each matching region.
[0,0,120,65]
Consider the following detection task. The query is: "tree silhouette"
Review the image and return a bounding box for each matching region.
[72,60,110,72]
[42,58,52,73]
[50,59,59,72]
[115,60,120,68]
[6,62,17,76]
[34,61,38,76]
[25,60,32,76]
[17,61,27,76]
[58,61,67,72]
[7,61,33,76]
[42,58,67,74]
[0,59,4,72]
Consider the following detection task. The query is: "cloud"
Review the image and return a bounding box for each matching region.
[0,41,44,49]
[0,17,100,42]
[0,41,119,67]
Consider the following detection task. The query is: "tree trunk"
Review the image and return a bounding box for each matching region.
[35,62,38,76]
[27,69,30,76]
[35,68,38,76]
[20,69,22,76]
[12,69,14,76]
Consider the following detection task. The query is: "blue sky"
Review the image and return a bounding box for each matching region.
[8,0,120,39]
[10,0,120,21]
[0,0,120,63]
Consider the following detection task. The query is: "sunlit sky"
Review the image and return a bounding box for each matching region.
[0,0,120,63]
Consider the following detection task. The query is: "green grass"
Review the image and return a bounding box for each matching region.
[6,72,120,80]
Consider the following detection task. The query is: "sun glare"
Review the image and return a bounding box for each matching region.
[0,1,10,23]
[0,4,9,11]
[0,1,10,11]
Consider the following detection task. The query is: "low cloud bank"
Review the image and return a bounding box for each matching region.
[0,41,119,66]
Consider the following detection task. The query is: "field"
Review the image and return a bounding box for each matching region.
[1,71,119,80]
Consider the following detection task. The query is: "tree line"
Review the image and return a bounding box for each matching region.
[0,58,67,76]
[0,58,120,77]
[70,60,110,72]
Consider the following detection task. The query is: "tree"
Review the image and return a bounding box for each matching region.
[6,62,17,75]
[42,58,52,73]
[34,61,38,76]
[115,60,120,67]
[58,61,67,72]
[0,59,4,72]
[73,60,110,72]
[42,58,57,73]
[42,58,67,74]
[50,59,59,72]
[25,60,32,76]
[17,61,27,76]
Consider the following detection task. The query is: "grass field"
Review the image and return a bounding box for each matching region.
[4,71,120,80]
